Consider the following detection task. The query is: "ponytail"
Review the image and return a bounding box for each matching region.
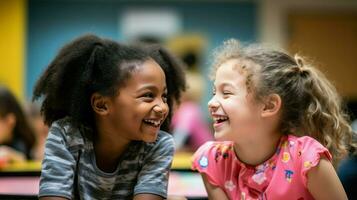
[33,34,104,128]
[295,60,355,166]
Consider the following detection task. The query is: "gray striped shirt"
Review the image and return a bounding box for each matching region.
[39,118,174,199]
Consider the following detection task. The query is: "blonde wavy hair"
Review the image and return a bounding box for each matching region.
[212,39,356,167]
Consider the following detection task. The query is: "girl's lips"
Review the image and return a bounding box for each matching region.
[143,122,160,136]
[211,113,229,129]
[212,119,228,130]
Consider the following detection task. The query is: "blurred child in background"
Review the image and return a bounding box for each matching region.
[171,72,213,152]
[166,35,214,152]
[26,102,48,161]
[0,85,36,165]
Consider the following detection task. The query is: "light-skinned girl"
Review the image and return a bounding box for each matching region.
[192,39,355,200]
[34,34,185,200]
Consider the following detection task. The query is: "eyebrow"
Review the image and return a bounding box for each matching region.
[137,84,167,92]
[214,82,235,89]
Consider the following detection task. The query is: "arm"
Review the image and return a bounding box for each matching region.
[39,197,69,200]
[201,174,229,200]
[39,123,77,199]
[307,158,348,200]
[134,194,164,200]
[134,194,188,200]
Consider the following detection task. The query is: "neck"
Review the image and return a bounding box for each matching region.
[93,121,131,173]
[233,132,282,166]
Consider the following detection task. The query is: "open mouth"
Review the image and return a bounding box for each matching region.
[143,119,162,127]
[213,116,229,124]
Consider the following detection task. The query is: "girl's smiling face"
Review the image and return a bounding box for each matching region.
[107,59,168,143]
[208,59,263,142]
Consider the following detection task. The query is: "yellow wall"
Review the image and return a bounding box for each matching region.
[0,0,26,100]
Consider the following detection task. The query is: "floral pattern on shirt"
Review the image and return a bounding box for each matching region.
[192,135,332,200]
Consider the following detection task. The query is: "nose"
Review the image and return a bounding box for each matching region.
[153,102,168,115]
[208,96,219,112]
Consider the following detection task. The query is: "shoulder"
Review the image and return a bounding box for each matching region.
[157,130,173,141]
[288,135,331,161]
[153,130,174,148]
[47,117,86,150]
[191,141,234,187]
[285,135,333,186]
[293,135,325,149]
[192,141,234,169]
[142,131,174,156]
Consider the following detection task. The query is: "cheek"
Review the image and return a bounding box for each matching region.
[111,106,138,128]
[224,100,251,122]
[125,111,143,124]
[222,100,239,115]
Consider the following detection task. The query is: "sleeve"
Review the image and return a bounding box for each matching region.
[134,132,175,198]
[38,123,78,199]
[298,136,332,187]
[191,142,221,187]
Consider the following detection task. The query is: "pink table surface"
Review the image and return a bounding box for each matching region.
[0,177,39,195]
[0,172,207,198]
[168,171,207,197]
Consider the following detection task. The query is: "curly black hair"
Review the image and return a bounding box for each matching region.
[0,85,36,159]
[33,34,186,135]
[143,44,187,132]
[33,34,155,130]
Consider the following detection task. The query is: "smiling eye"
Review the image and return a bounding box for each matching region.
[142,92,154,99]
[222,91,233,99]
[223,91,233,95]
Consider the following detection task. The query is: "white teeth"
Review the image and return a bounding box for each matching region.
[144,119,161,126]
[214,116,228,122]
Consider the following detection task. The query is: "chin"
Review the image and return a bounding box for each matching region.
[142,132,158,143]
[142,138,157,143]
[214,131,231,141]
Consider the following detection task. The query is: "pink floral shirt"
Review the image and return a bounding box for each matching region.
[192,135,332,200]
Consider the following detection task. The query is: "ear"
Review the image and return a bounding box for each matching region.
[91,93,110,115]
[261,94,281,118]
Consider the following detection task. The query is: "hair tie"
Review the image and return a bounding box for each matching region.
[293,55,308,76]
[294,55,304,68]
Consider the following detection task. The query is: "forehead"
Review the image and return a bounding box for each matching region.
[218,58,255,72]
[215,59,245,79]
[213,61,242,88]
[123,59,166,89]
[136,58,164,75]
[214,58,260,93]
